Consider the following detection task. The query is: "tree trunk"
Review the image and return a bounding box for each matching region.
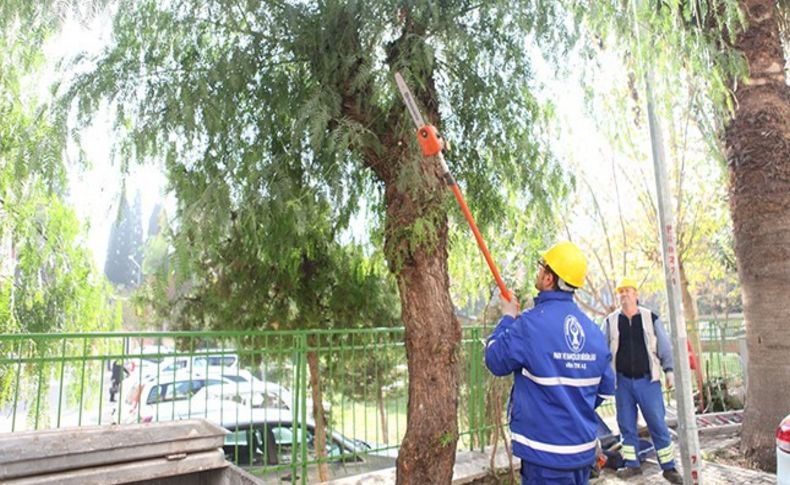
[679,259,705,411]
[385,177,461,484]
[307,349,330,482]
[726,0,790,471]
[377,377,389,444]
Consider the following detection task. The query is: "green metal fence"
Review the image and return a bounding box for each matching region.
[695,316,745,380]
[692,316,746,413]
[0,327,494,483]
[0,318,745,482]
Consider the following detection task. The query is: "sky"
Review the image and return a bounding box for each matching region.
[42,13,172,270]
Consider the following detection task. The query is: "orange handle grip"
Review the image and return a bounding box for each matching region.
[449,183,512,302]
[417,125,443,157]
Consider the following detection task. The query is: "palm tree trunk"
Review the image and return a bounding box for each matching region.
[726,0,790,471]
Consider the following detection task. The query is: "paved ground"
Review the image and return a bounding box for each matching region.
[591,431,775,484]
[326,427,777,484]
[592,461,775,484]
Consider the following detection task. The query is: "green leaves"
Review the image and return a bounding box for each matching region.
[60,0,571,331]
[0,1,118,335]
[1,183,120,334]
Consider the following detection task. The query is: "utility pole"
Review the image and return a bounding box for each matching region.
[632,1,702,483]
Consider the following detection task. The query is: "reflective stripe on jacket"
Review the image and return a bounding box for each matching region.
[485,291,615,469]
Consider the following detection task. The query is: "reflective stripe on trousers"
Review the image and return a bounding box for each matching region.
[615,374,676,470]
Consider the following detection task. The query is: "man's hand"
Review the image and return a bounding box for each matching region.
[501,296,520,318]
[665,371,675,390]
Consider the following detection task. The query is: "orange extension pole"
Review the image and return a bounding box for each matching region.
[395,73,512,303]
[449,183,512,302]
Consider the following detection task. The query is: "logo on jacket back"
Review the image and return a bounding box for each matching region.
[564,315,586,353]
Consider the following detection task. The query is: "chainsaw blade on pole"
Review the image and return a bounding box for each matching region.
[395,72,425,129]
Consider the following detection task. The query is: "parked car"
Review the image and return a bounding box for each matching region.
[186,382,291,417]
[200,406,397,483]
[118,346,176,399]
[119,370,228,423]
[119,349,236,403]
[127,345,175,370]
[778,413,790,484]
[203,368,319,412]
[119,369,294,424]
[192,348,240,369]
[158,355,193,373]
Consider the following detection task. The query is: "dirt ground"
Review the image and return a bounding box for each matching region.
[705,437,764,472]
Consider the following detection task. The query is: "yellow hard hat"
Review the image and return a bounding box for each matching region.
[616,277,638,293]
[542,241,587,289]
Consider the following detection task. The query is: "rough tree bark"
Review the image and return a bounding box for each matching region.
[725,0,790,471]
[307,349,330,482]
[325,8,463,481]
[386,178,461,485]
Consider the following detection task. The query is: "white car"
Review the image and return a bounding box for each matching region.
[778,413,790,484]
[192,348,240,369]
[118,346,175,397]
[119,369,227,423]
[202,368,302,407]
[119,348,236,399]
[120,369,294,424]
[191,383,290,412]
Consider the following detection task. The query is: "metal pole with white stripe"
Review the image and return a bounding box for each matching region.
[631,1,702,483]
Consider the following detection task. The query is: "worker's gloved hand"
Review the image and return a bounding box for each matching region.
[501,296,520,318]
[665,371,675,390]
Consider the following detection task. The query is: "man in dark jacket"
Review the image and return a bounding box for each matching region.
[110,360,129,402]
[603,278,682,484]
[486,241,615,485]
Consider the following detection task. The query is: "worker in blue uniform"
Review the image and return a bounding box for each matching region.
[603,278,683,484]
[485,241,615,485]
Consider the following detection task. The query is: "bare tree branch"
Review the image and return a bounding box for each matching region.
[610,153,629,276]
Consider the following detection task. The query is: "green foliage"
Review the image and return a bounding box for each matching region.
[438,430,457,448]
[64,0,569,331]
[570,0,747,144]
[549,1,746,316]
[0,18,118,336]
[328,329,405,406]
[573,72,736,311]
[0,4,119,409]
[447,196,561,315]
[7,191,119,333]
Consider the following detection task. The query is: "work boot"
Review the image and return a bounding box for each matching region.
[662,468,683,484]
[615,466,643,479]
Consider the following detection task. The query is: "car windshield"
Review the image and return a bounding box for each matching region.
[269,424,345,463]
[146,378,224,404]
[194,355,237,367]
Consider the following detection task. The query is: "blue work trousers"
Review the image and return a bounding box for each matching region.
[520,461,589,485]
[615,374,676,470]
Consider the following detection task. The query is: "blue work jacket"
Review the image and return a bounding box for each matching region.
[485,291,616,469]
